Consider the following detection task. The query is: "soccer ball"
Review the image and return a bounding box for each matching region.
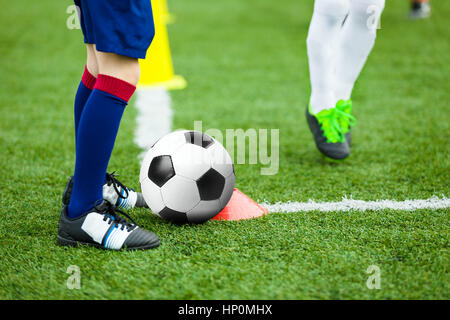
[139,130,235,224]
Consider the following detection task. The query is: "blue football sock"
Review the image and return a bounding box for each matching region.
[74,66,96,141]
[68,74,136,219]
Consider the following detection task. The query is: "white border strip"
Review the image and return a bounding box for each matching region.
[263,196,450,213]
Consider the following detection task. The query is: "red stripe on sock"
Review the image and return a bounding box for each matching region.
[94,74,136,102]
[81,66,97,90]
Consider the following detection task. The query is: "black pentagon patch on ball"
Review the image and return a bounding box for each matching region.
[148,155,175,187]
[159,207,188,224]
[196,168,225,201]
[184,131,214,149]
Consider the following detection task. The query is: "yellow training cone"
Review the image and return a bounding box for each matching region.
[138,0,186,90]
[160,0,176,24]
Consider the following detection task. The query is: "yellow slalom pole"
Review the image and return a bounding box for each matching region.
[138,0,186,90]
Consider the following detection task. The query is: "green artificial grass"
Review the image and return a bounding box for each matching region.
[0,0,448,299]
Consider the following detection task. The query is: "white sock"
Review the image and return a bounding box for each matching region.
[307,0,350,114]
[334,0,385,101]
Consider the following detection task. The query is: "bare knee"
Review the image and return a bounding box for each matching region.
[95,50,140,86]
[86,44,98,77]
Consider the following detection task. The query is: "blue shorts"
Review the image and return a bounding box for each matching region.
[74,0,155,59]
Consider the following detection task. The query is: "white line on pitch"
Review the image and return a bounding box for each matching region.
[134,87,173,159]
[262,196,450,213]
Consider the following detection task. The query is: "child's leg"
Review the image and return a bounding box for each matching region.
[95,51,140,86]
[334,0,385,101]
[74,44,98,142]
[307,0,350,114]
[68,49,139,219]
[86,44,99,78]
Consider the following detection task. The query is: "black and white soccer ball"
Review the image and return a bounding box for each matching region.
[139,130,235,224]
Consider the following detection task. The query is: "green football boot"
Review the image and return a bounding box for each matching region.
[305,103,355,160]
[335,99,356,146]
